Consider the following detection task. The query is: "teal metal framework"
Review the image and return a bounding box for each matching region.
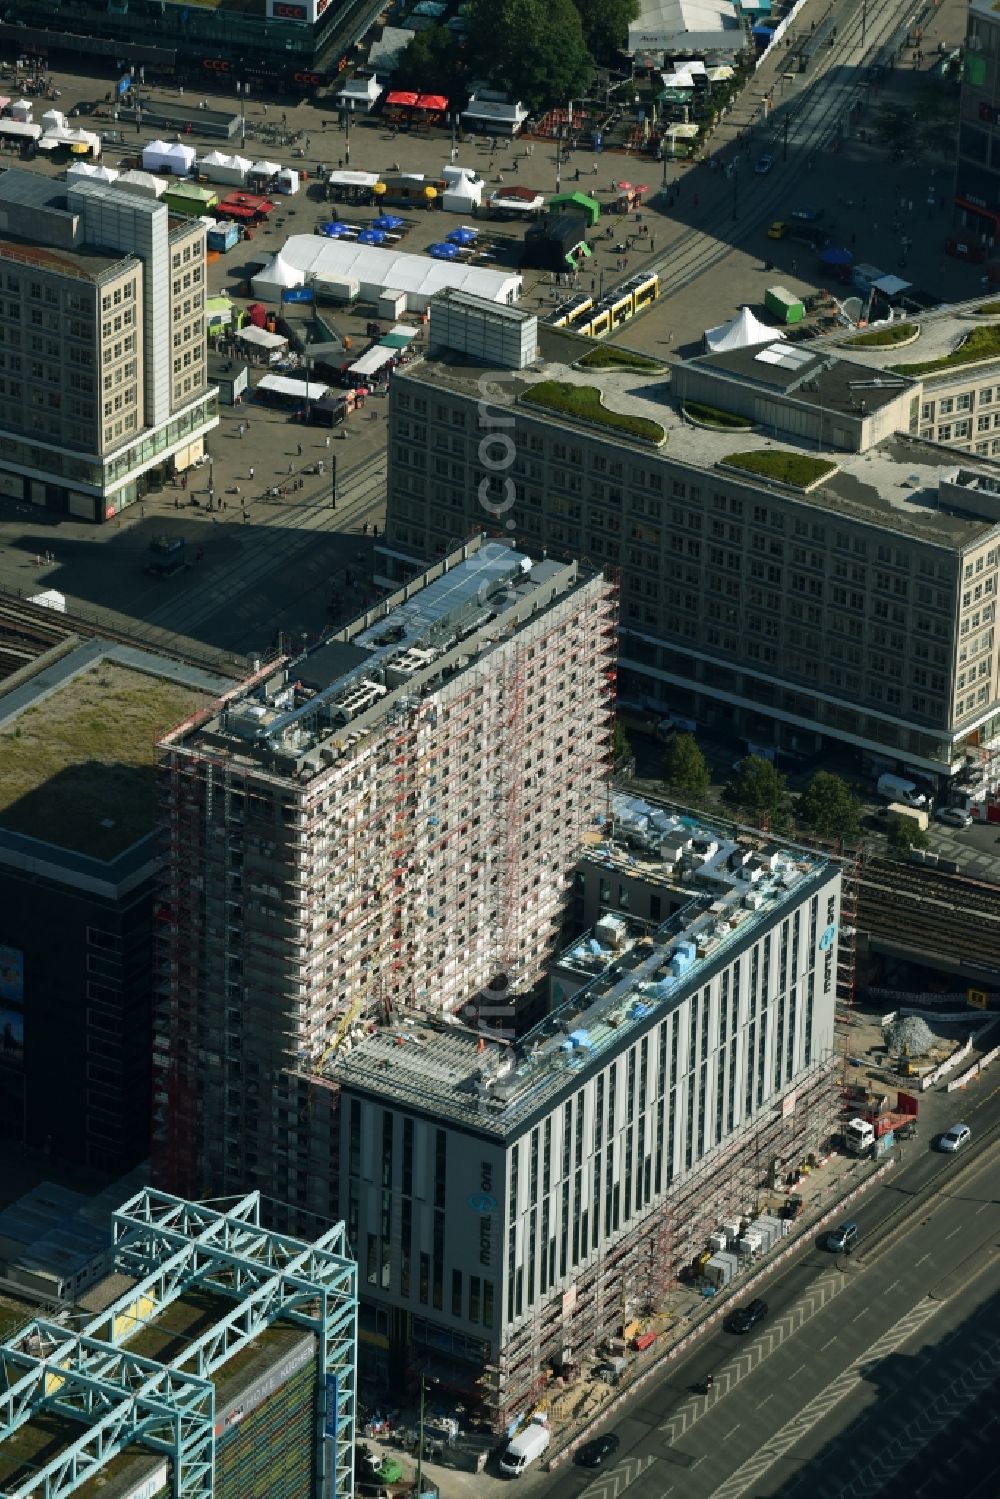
[0,1189,357,1499]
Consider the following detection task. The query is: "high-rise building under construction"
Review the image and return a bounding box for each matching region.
[152,537,616,1223]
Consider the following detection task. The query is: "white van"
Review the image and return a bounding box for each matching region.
[876,773,927,809]
[499,1420,550,1477]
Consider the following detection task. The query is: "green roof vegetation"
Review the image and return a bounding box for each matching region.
[577,347,664,372]
[522,381,665,443]
[0,662,212,860]
[722,450,836,487]
[977,302,1000,315]
[683,400,753,429]
[891,324,1000,376]
[845,322,918,347]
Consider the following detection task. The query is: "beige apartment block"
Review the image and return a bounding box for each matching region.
[382,304,1000,782]
[152,537,616,1222]
[0,171,217,521]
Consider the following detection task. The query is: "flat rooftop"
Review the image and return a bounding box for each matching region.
[333,805,830,1139]
[403,328,1000,549]
[811,298,1000,384]
[171,538,595,774]
[0,1286,310,1499]
[0,654,216,859]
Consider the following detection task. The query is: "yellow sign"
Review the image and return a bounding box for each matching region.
[968,988,988,1009]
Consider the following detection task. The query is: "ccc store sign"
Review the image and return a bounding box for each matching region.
[293,72,323,85]
[202,58,231,72]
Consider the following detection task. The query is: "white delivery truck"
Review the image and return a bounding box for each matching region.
[876,773,927,808]
[499,1420,551,1477]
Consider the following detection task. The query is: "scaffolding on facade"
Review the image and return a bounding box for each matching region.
[837,848,861,1099]
[483,1051,838,1432]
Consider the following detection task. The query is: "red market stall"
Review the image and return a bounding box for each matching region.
[216,192,275,224]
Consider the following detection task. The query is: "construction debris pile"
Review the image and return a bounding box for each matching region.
[883,1014,935,1057]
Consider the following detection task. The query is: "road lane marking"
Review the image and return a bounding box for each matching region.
[852,1309,867,1322]
[915,1254,930,1266]
[820,1336,837,1351]
[707,1299,941,1499]
[885,1279,900,1292]
[945,1226,962,1239]
[726,1425,741,1439]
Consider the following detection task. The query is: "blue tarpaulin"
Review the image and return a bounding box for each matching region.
[319,221,349,237]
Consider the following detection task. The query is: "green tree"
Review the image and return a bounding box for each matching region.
[613,719,631,764]
[663,733,710,801]
[725,755,787,823]
[797,771,862,841]
[572,0,640,61]
[467,0,593,115]
[886,813,929,855]
[393,26,466,100]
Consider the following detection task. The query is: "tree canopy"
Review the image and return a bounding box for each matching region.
[572,0,640,61]
[797,771,862,842]
[663,733,710,801]
[467,0,593,115]
[393,26,466,100]
[886,813,928,854]
[725,755,787,824]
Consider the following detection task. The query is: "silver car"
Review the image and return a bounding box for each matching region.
[934,806,973,828]
[939,1123,971,1152]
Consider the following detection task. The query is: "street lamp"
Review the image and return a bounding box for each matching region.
[237,81,248,151]
[415,1373,438,1499]
[731,157,740,222]
[345,107,351,165]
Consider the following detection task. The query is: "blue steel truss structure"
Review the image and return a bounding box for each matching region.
[0,1189,357,1499]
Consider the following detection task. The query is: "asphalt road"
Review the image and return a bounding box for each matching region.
[541,1078,1000,1499]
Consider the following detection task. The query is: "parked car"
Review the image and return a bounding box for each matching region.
[789,205,823,222]
[768,220,788,239]
[576,1433,620,1468]
[939,1122,971,1152]
[934,806,973,828]
[727,1297,768,1334]
[826,1220,859,1253]
[754,154,775,175]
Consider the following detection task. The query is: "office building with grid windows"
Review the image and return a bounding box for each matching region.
[0,170,217,522]
[382,312,1000,784]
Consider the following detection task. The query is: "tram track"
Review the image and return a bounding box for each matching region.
[0,450,388,676]
[633,0,912,303]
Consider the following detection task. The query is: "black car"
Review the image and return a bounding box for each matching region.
[576,1433,620,1468]
[728,1298,768,1335]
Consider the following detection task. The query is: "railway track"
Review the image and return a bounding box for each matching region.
[858,857,1000,974]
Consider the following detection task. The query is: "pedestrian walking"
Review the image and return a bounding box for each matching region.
[249,466,254,480]
[239,422,245,438]
[512,160,518,174]
[325,435,331,448]
[287,461,294,475]
[296,442,302,456]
